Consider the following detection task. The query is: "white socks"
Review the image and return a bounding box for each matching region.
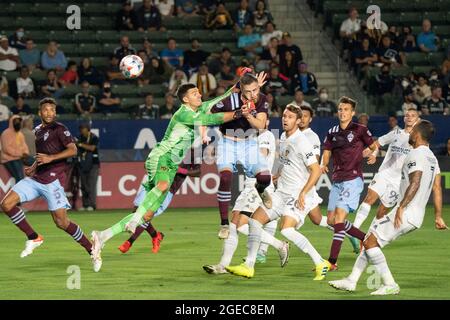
[319,216,329,228]
[365,247,396,286]
[354,202,371,229]
[258,219,278,255]
[347,250,369,283]
[281,227,323,266]
[219,223,239,267]
[246,218,263,268]
[237,224,249,235]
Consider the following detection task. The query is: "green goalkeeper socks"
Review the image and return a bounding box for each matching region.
[136,187,165,216]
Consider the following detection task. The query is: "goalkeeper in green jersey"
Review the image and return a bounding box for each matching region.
[91,83,242,262]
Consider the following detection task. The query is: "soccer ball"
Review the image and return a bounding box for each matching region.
[120,55,144,79]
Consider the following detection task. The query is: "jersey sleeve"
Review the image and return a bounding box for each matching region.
[377,130,395,147]
[311,133,321,157]
[58,125,74,147]
[176,107,225,126]
[210,95,232,114]
[255,95,269,115]
[298,141,317,167]
[405,151,424,175]
[360,126,374,147]
[323,131,332,150]
[200,87,233,114]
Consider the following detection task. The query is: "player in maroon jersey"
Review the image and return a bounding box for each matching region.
[0,98,102,272]
[318,96,378,275]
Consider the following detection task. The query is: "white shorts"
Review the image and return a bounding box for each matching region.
[263,190,322,229]
[367,207,417,248]
[369,171,400,208]
[12,177,70,211]
[232,186,261,213]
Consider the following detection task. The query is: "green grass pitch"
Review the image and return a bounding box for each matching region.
[0,206,449,300]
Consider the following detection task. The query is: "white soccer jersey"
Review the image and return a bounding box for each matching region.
[301,127,321,158]
[400,145,440,228]
[244,130,276,188]
[277,129,317,196]
[377,128,411,175]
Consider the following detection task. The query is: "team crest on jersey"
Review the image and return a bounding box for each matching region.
[347,131,354,142]
[44,131,49,141]
[64,130,71,137]
[264,102,269,109]
[216,101,224,109]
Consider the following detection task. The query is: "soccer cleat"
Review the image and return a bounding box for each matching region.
[329,278,356,292]
[20,235,44,258]
[86,206,94,211]
[152,232,164,253]
[348,236,360,254]
[118,240,132,253]
[203,264,227,274]
[91,252,102,272]
[256,253,267,264]
[226,263,255,278]
[218,225,230,239]
[313,260,332,281]
[259,189,273,209]
[278,241,289,267]
[91,231,105,254]
[370,284,400,296]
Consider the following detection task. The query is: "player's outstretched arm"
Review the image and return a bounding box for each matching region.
[320,150,331,173]
[36,143,77,166]
[432,175,448,230]
[201,85,236,113]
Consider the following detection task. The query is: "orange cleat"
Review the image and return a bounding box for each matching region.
[118,240,132,253]
[152,232,164,253]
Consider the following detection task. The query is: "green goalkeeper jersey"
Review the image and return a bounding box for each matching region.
[148,88,233,166]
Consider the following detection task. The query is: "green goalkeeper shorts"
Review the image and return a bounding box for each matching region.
[144,151,178,192]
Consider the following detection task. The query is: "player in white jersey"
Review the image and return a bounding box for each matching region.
[329,120,447,295]
[203,124,289,274]
[226,105,331,280]
[353,108,420,229]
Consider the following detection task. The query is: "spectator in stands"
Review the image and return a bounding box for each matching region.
[257,37,280,72]
[19,38,40,72]
[278,32,303,65]
[238,24,262,59]
[199,0,216,15]
[116,0,138,31]
[441,45,450,85]
[234,0,254,32]
[375,64,395,95]
[142,38,159,59]
[184,39,210,75]
[290,89,311,108]
[21,116,35,159]
[386,26,400,46]
[387,113,400,131]
[10,96,32,116]
[16,66,35,99]
[264,65,288,97]
[208,47,236,76]
[189,62,217,98]
[399,26,417,53]
[357,113,369,127]
[137,0,165,32]
[141,56,171,85]
[98,81,121,114]
[138,93,160,119]
[160,93,177,119]
[0,98,10,121]
[114,35,137,62]
[75,81,96,116]
[399,87,419,115]
[60,61,79,87]
[353,37,377,80]
[339,7,361,61]
[261,22,282,48]
[417,19,439,53]
[41,41,67,72]
[279,50,297,81]
[253,0,273,32]
[442,137,450,156]
[8,27,26,50]
[377,35,404,67]
[40,69,64,99]
[106,54,127,84]
[205,2,233,30]
[292,62,318,95]
[161,38,184,68]
[77,123,100,211]
[155,0,175,17]
[413,74,431,104]
[0,35,19,72]
[0,76,9,101]
[266,92,281,117]
[422,85,449,115]
[78,57,103,86]
[176,0,200,16]
[216,64,238,88]
[168,68,188,94]
[312,87,337,117]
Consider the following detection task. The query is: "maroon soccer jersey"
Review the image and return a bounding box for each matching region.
[33,122,74,185]
[323,122,374,182]
[210,92,269,138]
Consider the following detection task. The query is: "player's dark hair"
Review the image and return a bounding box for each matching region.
[240,73,258,86]
[39,97,57,110]
[176,83,197,103]
[300,105,314,117]
[415,120,434,143]
[285,104,302,119]
[338,96,357,110]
